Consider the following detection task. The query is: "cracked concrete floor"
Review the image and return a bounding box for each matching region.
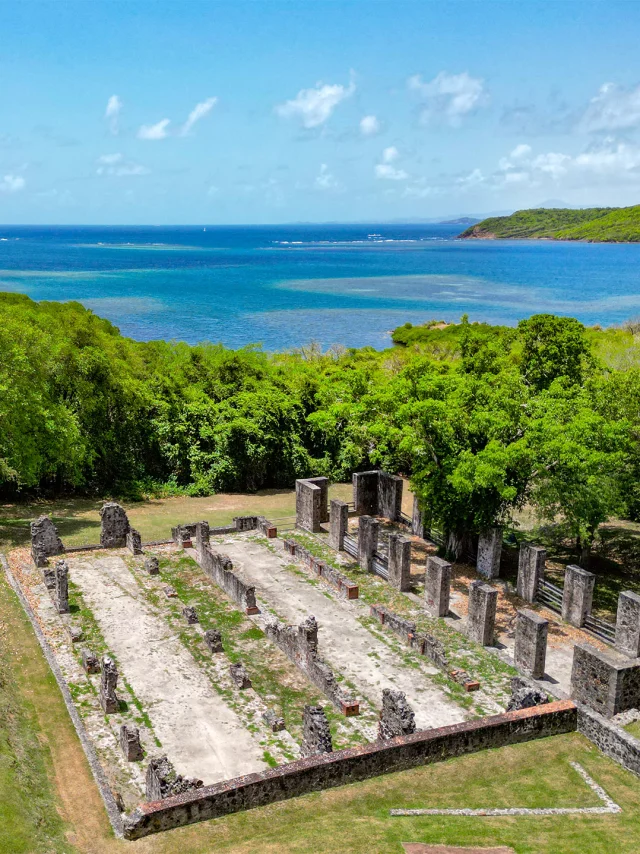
[217,538,468,730]
[69,555,268,785]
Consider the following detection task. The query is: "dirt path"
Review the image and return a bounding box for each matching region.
[69,555,267,784]
[219,539,467,730]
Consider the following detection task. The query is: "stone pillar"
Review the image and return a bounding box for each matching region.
[411,494,425,538]
[562,564,595,627]
[30,515,64,567]
[144,556,160,576]
[295,479,322,532]
[145,756,203,801]
[378,472,403,522]
[99,656,119,713]
[517,543,546,603]
[204,629,223,653]
[571,642,640,717]
[467,580,498,646]
[53,558,69,614]
[352,470,379,516]
[300,705,333,757]
[329,499,348,551]
[377,689,416,740]
[476,527,503,579]
[357,515,379,573]
[81,648,100,674]
[120,724,144,761]
[195,521,210,562]
[100,502,130,548]
[229,662,252,689]
[424,555,451,617]
[514,609,548,679]
[615,591,640,657]
[127,528,142,555]
[387,533,412,591]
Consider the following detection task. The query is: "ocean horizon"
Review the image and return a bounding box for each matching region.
[2,222,640,350]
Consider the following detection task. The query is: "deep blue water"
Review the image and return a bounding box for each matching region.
[1,223,639,350]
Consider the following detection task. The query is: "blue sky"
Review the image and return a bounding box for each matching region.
[2,0,640,224]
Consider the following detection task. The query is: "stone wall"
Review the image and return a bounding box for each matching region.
[369,604,449,671]
[123,700,577,839]
[571,642,640,717]
[378,689,416,740]
[100,503,130,548]
[282,539,359,599]
[577,704,640,778]
[476,528,503,580]
[30,515,65,567]
[329,499,348,551]
[265,616,358,715]
[295,479,324,533]
[615,591,640,657]
[352,469,403,521]
[352,470,379,516]
[378,472,403,522]
[172,523,199,547]
[196,540,259,615]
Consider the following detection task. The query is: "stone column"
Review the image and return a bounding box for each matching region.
[357,515,379,573]
[615,591,640,657]
[329,499,349,551]
[388,534,411,591]
[352,470,379,516]
[477,527,503,579]
[120,725,144,761]
[514,609,548,679]
[30,515,64,568]
[53,559,69,614]
[127,527,143,555]
[562,564,595,627]
[467,580,498,646]
[424,555,451,617]
[100,502,130,548]
[378,472,403,521]
[517,543,546,603]
[411,494,425,538]
[377,689,416,740]
[195,521,210,562]
[571,642,640,717]
[99,656,119,713]
[295,479,322,532]
[300,705,333,757]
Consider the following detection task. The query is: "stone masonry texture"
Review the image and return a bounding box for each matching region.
[514,609,548,679]
[517,543,546,603]
[424,555,451,617]
[99,656,119,714]
[100,502,130,548]
[329,499,348,551]
[30,515,64,567]
[145,755,203,801]
[378,689,416,740]
[476,527,503,580]
[127,528,143,555]
[411,494,425,538]
[615,591,640,657]
[301,705,333,758]
[358,515,379,574]
[352,470,379,516]
[571,642,640,717]
[467,580,498,646]
[53,558,70,614]
[562,565,595,627]
[120,724,144,761]
[387,533,412,591]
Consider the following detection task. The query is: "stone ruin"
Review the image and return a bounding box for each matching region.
[378,689,416,741]
[31,515,64,568]
[100,502,131,548]
[352,469,403,522]
[262,709,286,732]
[204,629,223,653]
[229,662,252,689]
[300,705,333,758]
[295,477,329,533]
[127,528,143,555]
[182,606,199,625]
[81,648,100,674]
[144,556,160,576]
[506,676,549,712]
[53,558,69,614]
[99,656,119,714]
[120,724,144,761]
[145,755,203,801]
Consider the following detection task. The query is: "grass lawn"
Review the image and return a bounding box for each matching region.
[3,566,640,853]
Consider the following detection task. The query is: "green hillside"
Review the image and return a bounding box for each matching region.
[459,205,640,242]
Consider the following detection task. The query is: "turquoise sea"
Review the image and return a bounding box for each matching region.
[1,224,639,350]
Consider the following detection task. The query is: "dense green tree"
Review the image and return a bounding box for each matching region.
[518,314,593,391]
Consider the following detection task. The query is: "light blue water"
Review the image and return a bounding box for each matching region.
[1,224,639,349]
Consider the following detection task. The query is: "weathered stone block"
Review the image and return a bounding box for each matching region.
[388,534,411,591]
[615,591,640,657]
[262,709,286,732]
[53,558,69,614]
[329,499,348,551]
[163,585,177,598]
[30,515,64,567]
[144,556,160,576]
[514,609,548,679]
[69,625,83,643]
[352,470,379,516]
[571,642,640,717]
[99,656,119,714]
[378,472,403,522]
[467,580,498,646]
[411,494,425,538]
[301,705,333,757]
[100,502,130,548]
[357,515,379,573]
[182,606,199,625]
[229,662,251,689]
[506,676,549,712]
[43,567,56,590]
[295,478,328,532]
[204,629,223,653]
[517,543,546,603]
[145,755,203,801]
[120,724,144,761]
[424,555,451,617]
[127,527,143,555]
[477,527,503,579]
[562,564,595,627]
[352,470,403,521]
[81,648,100,674]
[378,689,416,740]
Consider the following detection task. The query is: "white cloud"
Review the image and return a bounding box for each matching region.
[0,173,25,192]
[375,146,408,180]
[137,119,170,140]
[181,97,218,136]
[456,168,486,189]
[408,71,488,126]
[360,115,380,137]
[276,74,355,128]
[207,185,219,196]
[580,83,640,133]
[314,163,340,191]
[96,153,149,176]
[105,95,122,135]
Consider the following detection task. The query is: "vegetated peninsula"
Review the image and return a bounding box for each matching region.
[458,204,640,242]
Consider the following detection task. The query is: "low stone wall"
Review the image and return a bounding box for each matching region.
[123,700,577,839]
[197,542,259,615]
[370,604,448,671]
[577,704,640,777]
[283,539,359,599]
